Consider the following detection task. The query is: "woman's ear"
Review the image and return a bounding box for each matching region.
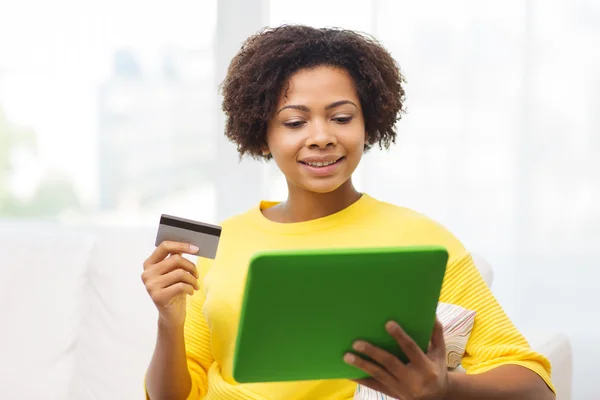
[261,146,271,156]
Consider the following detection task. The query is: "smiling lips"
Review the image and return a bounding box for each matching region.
[299,156,344,166]
[298,156,345,176]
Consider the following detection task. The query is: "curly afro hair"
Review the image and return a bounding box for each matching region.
[221,25,406,159]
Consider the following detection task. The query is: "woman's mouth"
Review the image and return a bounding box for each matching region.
[299,157,345,176]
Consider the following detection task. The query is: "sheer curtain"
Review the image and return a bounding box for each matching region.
[0,0,219,225]
[369,1,598,398]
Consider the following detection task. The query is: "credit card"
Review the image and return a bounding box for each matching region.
[155,214,221,259]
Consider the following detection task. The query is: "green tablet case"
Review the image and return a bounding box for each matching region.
[232,245,448,383]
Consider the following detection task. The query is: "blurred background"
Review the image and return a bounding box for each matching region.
[0,0,598,398]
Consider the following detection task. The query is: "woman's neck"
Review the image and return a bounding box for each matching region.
[266,179,362,223]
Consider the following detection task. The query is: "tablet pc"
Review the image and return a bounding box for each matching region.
[232,245,448,383]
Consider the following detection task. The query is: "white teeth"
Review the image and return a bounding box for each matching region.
[307,160,336,167]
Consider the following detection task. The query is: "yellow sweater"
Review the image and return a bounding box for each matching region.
[178,194,553,399]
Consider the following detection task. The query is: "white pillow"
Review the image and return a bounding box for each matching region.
[436,302,476,368]
[354,302,476,400]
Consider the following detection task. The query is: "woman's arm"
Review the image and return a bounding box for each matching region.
[446,365,555,400]
[146,319,192,400]
[142,243,214,400]
[347,320,554,400]
[440,252,555,394]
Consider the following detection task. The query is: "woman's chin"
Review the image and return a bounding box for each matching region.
[299,178,350,194]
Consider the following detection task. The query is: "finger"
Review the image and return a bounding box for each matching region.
[155,254,199,279]
[154,281,195,304]
[141,255,199,286]
[386,321,428,368]
[158,268,200,291]
[430,318,446,359]
[344,352,398,389]
[352,340,407,379]
[144,241,199,268]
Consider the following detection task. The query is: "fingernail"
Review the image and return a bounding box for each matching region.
[386,321,400,331]
[344,353,355,363]
[189,245,199,253]
[353,341,365,351]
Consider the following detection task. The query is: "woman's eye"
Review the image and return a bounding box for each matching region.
[283,120,305,128]
[333,116,353,124]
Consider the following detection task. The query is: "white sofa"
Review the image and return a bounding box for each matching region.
[0,222,572,399]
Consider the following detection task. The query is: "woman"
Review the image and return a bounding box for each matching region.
[143,25,555,400]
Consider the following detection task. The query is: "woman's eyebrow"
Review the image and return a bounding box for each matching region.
[324,100,357,110]
[277,100,357,114]
[277,104,310,114]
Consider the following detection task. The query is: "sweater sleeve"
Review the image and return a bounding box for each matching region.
[183,256,215,399]
[439,252,555,393]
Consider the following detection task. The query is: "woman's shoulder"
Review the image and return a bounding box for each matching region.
[368,196,468,262]
[369,196,447,229]
[217,205,259,231]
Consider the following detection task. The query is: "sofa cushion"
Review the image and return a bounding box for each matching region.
[68,226,159,400]
[0,222,94,400]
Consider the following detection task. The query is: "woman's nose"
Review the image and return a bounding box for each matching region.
[305,122,337,148]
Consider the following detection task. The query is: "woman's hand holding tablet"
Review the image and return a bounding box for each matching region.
[345,319,449,400]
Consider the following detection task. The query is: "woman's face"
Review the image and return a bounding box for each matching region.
[265,66,366,194]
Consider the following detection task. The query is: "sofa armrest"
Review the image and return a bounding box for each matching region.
[525,332,573,400]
